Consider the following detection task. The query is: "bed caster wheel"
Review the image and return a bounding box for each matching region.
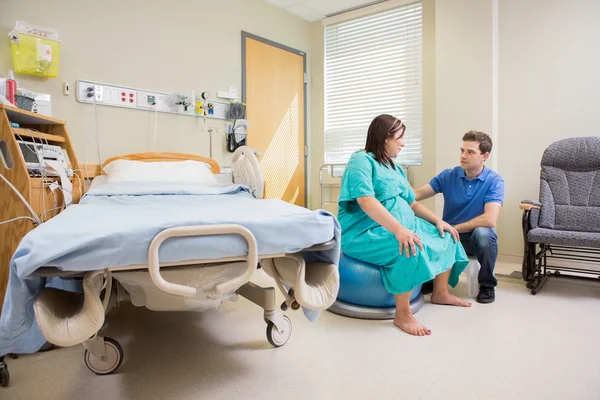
[0,362,9,387]
[266,315,292,348]
[84,337,124,375]
[286,289,300,310]
[281,301,300,311]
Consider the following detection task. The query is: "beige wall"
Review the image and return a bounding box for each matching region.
[498,0,600,256]
[0,0,313,170]
[416,0,436,212]
[308,21,324,210]
[434,0,600,258]
[433,0,494,216]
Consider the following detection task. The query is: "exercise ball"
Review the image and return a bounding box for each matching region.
[328,253,424,319]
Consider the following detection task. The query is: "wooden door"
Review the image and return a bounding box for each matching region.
[243,33,306,206]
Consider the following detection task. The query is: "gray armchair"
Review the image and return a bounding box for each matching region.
[521,136,600,294]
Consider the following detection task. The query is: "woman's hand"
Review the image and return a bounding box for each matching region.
[436,220,459,242]
[395,227,424,258]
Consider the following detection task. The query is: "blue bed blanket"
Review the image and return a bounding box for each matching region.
[0,182,340,356]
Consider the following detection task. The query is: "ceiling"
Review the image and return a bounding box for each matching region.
[262,0,383,22]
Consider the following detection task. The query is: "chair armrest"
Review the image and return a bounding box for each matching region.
[520,200,542,211]
[520,203,541,211]
[520,200,541,231]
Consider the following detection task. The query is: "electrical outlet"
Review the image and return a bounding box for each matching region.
[94,85,104,102]
[129,90,137,105]
[118,89,136,106]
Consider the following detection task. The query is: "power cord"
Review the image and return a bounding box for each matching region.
[71,170,83,197]
[40,183,74,222]
[0,172,41,225]
[150,98,158,152]
[0,216,39,226]
[30,129,49,219]
[10,128,79,224]
[12,128,49,220]
[83,86,101,184]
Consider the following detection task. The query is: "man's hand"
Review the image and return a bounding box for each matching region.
[395,227,424,258]
[435,220,459,242]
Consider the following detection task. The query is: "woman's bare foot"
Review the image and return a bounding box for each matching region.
[431,291,472,307]
[393,312,431,336]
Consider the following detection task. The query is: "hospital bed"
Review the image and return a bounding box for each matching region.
[0,147,340,385]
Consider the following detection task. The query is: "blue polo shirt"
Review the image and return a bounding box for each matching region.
[429,166,504,226]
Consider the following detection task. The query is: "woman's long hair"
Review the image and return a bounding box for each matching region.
[364,114,405,169]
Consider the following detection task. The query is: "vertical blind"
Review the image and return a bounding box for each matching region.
[324,1,423,165]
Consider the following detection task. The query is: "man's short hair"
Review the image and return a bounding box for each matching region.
[462,130,492,154]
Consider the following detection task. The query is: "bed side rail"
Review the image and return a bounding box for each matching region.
[148,224,258,297]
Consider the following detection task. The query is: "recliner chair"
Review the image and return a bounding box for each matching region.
[521,136,600,294]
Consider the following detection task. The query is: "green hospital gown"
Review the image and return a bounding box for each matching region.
[338,151,469,294]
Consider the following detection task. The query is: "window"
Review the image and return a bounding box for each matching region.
[324,2,423,166]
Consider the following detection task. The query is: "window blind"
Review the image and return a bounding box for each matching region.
[324,1,423,166]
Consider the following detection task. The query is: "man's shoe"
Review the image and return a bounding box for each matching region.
[476,286,495,304]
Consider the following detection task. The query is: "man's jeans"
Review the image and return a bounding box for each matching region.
[459,228,498,288]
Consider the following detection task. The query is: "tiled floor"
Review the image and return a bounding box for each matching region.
[3,263,600,400]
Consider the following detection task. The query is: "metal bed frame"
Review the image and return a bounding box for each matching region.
[0,224,336,385]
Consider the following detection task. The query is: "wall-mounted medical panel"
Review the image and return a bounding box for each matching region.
[75,80,231,120]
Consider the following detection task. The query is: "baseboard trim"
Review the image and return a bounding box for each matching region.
[498,254,521,264]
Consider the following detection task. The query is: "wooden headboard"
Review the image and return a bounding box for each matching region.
[98,152,221,174]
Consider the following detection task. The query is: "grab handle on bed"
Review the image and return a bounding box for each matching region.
[148,224,259,297]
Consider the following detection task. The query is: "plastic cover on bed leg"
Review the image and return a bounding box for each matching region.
[262,256,340,311]
[33,270,106,347]
[296,262,340,310]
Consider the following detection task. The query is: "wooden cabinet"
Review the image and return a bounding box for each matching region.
[0,105,83,312]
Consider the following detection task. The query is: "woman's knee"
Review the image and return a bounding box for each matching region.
[472,227,497,248]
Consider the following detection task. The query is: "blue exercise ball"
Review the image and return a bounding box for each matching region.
[337,253,422,307]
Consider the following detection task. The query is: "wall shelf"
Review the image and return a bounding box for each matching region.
[12,128,66,143]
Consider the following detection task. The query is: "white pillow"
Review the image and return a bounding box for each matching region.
[104,159,218,184]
